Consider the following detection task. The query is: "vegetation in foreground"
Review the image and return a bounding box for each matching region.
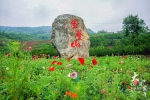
[0,42,150,100]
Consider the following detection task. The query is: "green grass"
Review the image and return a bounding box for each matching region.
[0,53,150,100]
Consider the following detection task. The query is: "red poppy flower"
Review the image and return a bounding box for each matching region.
[92,58,98,66]
[65,91,78,99]
[71,93,78,98]
[78,57,85,65]
[140,68,143,71]
[123,56,127,59]
[51,60,57,65]
[5,53,10,57]
[66,92,72,96]
[57,62,62,65]
[68,58,71,62]
[49,67,55,71]
[33,55,38,60]
[122,81,126,85]
[127,86,131,90]
[101,89,106,93]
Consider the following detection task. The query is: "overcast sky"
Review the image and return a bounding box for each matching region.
[0,0,150,32]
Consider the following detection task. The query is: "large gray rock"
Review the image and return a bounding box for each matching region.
[51,14,90,59]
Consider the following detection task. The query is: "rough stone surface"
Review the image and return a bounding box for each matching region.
[51,14,90,59]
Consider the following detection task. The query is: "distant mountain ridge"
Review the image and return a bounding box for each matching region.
[0,26,52,35]
[0,26,95,34]
[87,28,95,34]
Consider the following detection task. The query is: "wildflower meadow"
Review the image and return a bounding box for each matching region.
[0,41,150,100]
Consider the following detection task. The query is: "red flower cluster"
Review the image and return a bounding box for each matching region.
[121,81,132,90]
[66,91,78,99]
[52,56,59,59]
[51,60,63,66]
[78,57,98,66]
[32,54,51,60]
[49,60,63,72]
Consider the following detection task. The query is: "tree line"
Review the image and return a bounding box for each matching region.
[0,31,50,41]
[90,32,150,56]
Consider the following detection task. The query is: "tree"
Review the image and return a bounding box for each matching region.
[122,14,149,46]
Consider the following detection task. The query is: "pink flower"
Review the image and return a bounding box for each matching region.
[68,72,77,79]
[5,53,11,57]
[133,79,139,85]
[101,89,106,93]
[28,46,32,50]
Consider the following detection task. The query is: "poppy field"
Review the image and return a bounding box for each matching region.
[1,52,150,100]
[0,41,149,100]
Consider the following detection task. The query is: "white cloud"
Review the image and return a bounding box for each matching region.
[0,0,150,32]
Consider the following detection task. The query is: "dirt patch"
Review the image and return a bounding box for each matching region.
[22,40,52,50]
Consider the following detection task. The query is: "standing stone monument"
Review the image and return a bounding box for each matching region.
[51,14,90,59]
